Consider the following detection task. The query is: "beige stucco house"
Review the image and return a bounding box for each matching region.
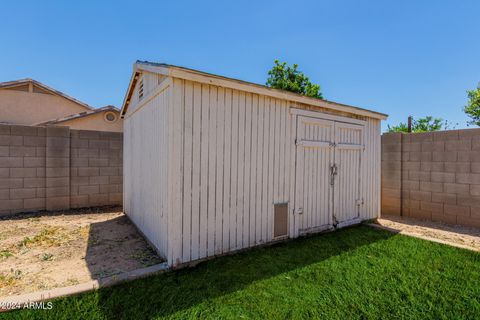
[0,79,122,132]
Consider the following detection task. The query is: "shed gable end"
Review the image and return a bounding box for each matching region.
[123,72,169,117]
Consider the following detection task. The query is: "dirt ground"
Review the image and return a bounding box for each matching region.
[377,215,480,251]
[0,207,163,297]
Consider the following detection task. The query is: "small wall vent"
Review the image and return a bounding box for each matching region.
[104,111,117,123]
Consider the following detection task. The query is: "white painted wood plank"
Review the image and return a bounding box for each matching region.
[222,88,232,252]
[230,90,239,250]
[284,100,291,206]
[312,133,318,227]
[254,95,263,245]
[236,91,246,249]
[182,81,193,262]
[261,97,270,243]
[249,94,258,246]
[296,140,331,148]
[288,111,296,237]
[166,77,175,264]
[336,143,363,150]
[207,86,217,257]
[267,98,275,240]
[215,87,225,254]
[160,92,168,255]
[295,117,304,231]
[279,100,286,202]
[289,108,367,125]
[171,78,184,265]
[243,93,252,248]
[306,124,312,228]
[190,83,202,261]
[274,99,280,202]
[199,84,210,258]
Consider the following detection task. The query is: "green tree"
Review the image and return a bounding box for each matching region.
[387,116,445,133]
[266,60,323,99]
[464,84,480,126]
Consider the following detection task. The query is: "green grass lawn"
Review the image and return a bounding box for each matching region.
[3,225,480,320]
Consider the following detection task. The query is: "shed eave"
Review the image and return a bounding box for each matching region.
[121,61,388,120]
[166,66,388,120]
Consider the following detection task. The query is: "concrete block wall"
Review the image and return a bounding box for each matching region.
[69,130,123,209]
[0,125,47,215]
[381,129,480,228]
[0,124,122,216]
[381,132,402,216]
[46,127,71,211]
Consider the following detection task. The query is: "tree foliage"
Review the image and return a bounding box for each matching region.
[464,84,480,126]
[387,116,445,133]
[266,60,323,99]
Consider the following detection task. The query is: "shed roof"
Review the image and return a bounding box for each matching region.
[0,78,94,111]
[121,61,388,120]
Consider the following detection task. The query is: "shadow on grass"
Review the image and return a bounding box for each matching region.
[89,225,394,319]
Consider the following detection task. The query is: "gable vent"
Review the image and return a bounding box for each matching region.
[138,79,144,101]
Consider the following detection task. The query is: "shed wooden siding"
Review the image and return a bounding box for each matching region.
[361,117,381,220]
[123,80,171,258]
[166,78,381,265]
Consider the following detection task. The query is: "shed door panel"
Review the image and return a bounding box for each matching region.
[295,116,333,233]
[333,123,363,224]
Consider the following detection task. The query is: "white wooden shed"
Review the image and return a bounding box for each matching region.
[120,61,387,267]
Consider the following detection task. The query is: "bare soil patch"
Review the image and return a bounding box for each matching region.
[377,215,480,251]
[0,206,163,297]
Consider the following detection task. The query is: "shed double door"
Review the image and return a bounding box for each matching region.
[294,116,363,234]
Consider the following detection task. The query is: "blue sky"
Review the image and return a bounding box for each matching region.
[1,0,479,131]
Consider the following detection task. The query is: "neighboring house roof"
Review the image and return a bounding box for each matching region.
[34,106,119,126]
[0,78,94,111]
[121,60,388,120]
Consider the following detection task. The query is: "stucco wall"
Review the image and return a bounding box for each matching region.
[381,129,480,228]
[0,89,88,125]
[60,110,123,132]
[0,124,122,216]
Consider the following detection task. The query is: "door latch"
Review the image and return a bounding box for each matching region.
[330,164,338,185]
[295,207,303,215]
